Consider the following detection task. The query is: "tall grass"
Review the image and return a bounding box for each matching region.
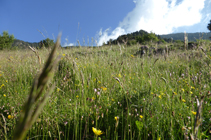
[0,41,211,140]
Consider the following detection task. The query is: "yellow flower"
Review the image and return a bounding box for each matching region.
[174,92,177,95]
[57,88,60,92]
[92,97,95,100]
[118,74,122,78]
[5,80,8,83]
[190,91,193,94]
[158,95,162,99]
[182,99,186,103]
[102,87,107,91]
[191,111,197,115]
[8,115,13,119]
[111,99,114,101]
[115,116,118,121]
[98,81,101,84]
[191,86,195,89]
[92,127,103,136]
[140,115,143,119]
[181,88,185,92]
[76,95,79,98]
[75,58,77,60]
[62,54,65,57]
[131,55,134,57]
[3,94,6,97]
[151,92,154,95]
[158,137,161,140]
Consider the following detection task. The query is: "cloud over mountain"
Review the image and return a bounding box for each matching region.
[98,0,207,45]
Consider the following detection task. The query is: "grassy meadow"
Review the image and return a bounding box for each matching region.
[0,41,211,140]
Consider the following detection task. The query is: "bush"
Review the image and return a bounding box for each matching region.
[0,31,15,50]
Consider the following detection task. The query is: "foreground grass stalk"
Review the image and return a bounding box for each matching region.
[13,34,61,140]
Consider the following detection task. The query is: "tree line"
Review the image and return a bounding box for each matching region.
[0,31,55,50]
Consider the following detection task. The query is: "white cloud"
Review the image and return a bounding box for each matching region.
[133,1,137,4]
[98,0,206,45]
[63,42,74,47]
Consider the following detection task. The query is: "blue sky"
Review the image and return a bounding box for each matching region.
[0,0,211,46]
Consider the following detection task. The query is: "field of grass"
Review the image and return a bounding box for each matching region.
[0,40,211,140]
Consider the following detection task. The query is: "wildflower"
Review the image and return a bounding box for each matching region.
[98,81,101,84]
[8,115,12,119]
[151,92,154,95]
[92,97,95,100]
[173,92,177,95]
[6,80,8,83]
[75,58,77,60]
[92,127,103,136]
[190,91,193,94]
[182,99,186,103]
[76,95,79,98]
[102,87,107,91]
[57,88,60,92]
[115,116,118,121]
[118,74,122,78]
[111,99,114,101]
[191,86,195,89]
[94,88,97,92]
[139,115,143,119]
[158,95,162,99]
[191,111,197,115]
[62,54,65,57]
[181,88,185,92]
[3,94,6,97]
[131,55,134,57]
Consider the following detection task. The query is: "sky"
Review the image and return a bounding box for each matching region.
[0,0,211,46]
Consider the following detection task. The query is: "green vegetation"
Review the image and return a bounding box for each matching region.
[136,32,159,44]
[0,38,211,139]
[207,20,211,32]
[39,38,55,48]
[107,30,211,46]
[0,31,15,50]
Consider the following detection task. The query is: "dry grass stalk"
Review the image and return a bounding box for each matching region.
[28,46,41,66]
[117,42,122,55]
[13,34,61,140]
[113,76,124,89]
[122,38,128,47]
[184,32,188,50]
[190,92,211,140]
[1,113,7,140]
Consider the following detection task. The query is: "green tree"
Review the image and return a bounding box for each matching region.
[208,20,211,39]
[136,32,159,44]
[39,38,54,48]
[207,20,211,32]
[0,31,15,50]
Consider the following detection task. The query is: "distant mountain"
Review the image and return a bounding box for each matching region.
[160,32,211,42]
[108,30,211,45]
[12,39,40,49]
